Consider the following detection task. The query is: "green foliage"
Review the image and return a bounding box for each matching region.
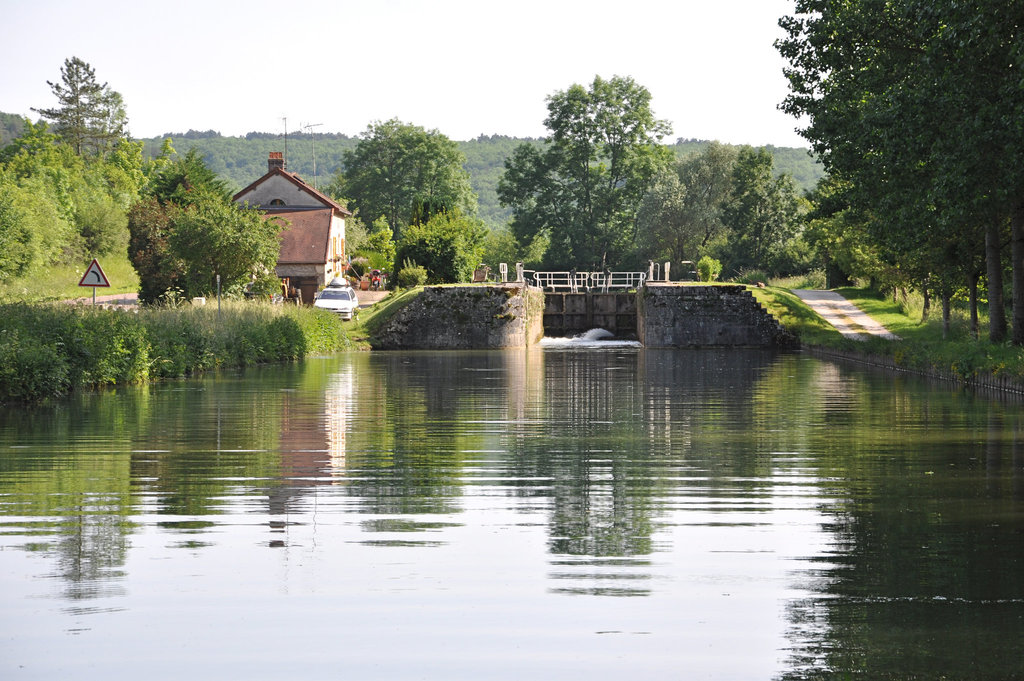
[0,303,148,401]
[0,173,76,273]
[167,190,281,298]
[150,131,357,195]
[73,179,129,255]
[127,197,181,303]
[696,256,722,282]
[803,175,887,288]
[499,75,672,269]
[32,57,128,158]
[0,326,69,401]
[127,130,819,234]
[128,151,278,301]
[149,148,229,205]
[778,0,1024,342]
[394,211,486,284]
[339,119,477,239]
[716,147,802,276]
[343,215,368,254]
[480,225,548,271]
[0,301,350,402]
[769,270,827,290]
[396,259,428,289]
[0,115,140,284]
[0,178,35,279]
[0,112,26,148]
[732,269,771,285]
[460,135,544,228]
[362,216,396,269]
[637,142,737,264]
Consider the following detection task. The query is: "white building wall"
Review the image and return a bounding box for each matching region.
[236,175,329,209]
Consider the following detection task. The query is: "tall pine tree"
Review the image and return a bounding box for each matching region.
[33,57,128,158]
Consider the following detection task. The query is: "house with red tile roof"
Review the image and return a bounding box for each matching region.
[233,152,351,304]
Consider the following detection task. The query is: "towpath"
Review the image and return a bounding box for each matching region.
[64,292,139,308]
[355,290,389,309]
[792,289,899,341]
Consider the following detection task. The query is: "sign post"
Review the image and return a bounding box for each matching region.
[78,259,111,305]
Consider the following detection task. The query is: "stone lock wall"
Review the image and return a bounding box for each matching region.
[638,285,796,348]
[373,285,545,350]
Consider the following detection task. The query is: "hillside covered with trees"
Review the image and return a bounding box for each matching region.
[126,130,824,232]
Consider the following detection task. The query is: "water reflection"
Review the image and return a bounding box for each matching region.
[1,350,1023,679]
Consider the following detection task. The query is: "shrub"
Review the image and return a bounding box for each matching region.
[397,258,428,288]
[0,328,69,401]
[393,211,485,284]
[733,269,771,285]
[697,256,723,282]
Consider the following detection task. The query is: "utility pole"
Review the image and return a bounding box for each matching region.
[303,122,323,189]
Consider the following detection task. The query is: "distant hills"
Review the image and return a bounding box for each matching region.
[1,114,824,229]
[138,131,823,229]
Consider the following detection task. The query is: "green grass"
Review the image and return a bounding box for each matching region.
[758,284,1024,385]
[0,252,140,302]
[750,285,847,346]
[345,287,423,347]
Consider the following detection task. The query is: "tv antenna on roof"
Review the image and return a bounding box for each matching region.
[281,116,288,169]
[303,122,323,189]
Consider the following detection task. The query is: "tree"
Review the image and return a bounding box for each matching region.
[169,190,282,298]
[718,147,801,275]
[777,1,1024,342]
[339,119,476,240]
[0,176,34,280]
[149,148,229,206]
[498,75,672,269]
[364,218,395,264]
[480,225,549,271]
[1,116,134,269]
[33,57,128,158]
[393,211,486,284]
[696,256,722,282]
[127,197,181,303]
[128,151,278,301]
[804,175,886,288]
[637,142,737,264]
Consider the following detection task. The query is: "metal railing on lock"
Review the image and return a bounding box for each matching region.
[529,271,646,292]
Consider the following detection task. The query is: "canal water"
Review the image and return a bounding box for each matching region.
[1,348,1022,680]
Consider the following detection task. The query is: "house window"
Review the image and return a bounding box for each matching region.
[269,198,285,206]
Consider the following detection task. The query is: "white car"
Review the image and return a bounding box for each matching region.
[313,285,359,320]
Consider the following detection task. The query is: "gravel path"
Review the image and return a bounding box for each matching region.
[792,289,899,340]
[355,290,390,308]
[64,291,139,307]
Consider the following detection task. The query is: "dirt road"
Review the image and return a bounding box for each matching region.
[792,289,899,340]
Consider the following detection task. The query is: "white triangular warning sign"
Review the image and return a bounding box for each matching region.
[78,259,111,288]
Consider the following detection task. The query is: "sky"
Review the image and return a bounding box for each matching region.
[1,0,807,147]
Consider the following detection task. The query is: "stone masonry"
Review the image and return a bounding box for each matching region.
[373,285,545,350]
[638,285,796,348]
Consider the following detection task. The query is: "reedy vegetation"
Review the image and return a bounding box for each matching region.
[0,302,350,403]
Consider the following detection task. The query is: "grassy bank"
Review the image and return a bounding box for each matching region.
[753,285,1024,388]
[342,287,424,348]
[0,252,140,302]
[0,301,353,403]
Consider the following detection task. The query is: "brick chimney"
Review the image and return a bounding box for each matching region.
[268,151,284,172]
